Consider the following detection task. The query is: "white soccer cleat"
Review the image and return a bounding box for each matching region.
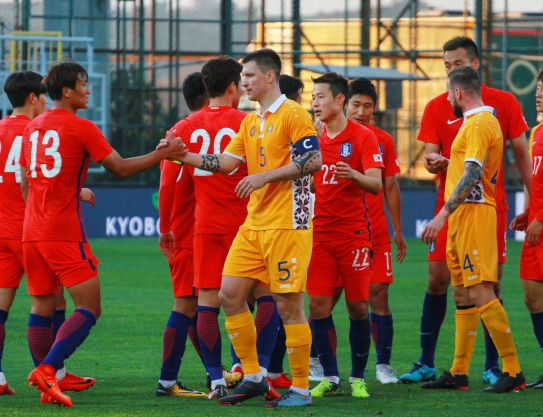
[309,357,325,382]
[376,364,399,384]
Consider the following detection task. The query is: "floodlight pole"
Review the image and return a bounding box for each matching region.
[292,0,301,77]
[221,0,232,55]
[361,0,370,65]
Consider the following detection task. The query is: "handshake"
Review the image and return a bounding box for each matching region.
[155,129,188,162]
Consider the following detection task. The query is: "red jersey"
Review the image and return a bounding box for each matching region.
[20,109,113,242]
[529,124,543,223]
[313,120,384,242]
[173,106,248,235]
[418,84,527,212]
[365,124,401,243]
[158,160,195,249]
[0,115,30,240]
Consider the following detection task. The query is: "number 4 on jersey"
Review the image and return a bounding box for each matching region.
[463,254,474,272]
[0,135,23,183]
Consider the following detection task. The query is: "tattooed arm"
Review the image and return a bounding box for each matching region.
[177,152,242,175]
[421,161,482,244]
[235,150,322,199]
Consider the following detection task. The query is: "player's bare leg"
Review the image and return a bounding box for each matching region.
[400,261,449,383]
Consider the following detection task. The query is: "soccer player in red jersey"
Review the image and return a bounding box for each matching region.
[511,68,543,389]
[170,57,279,400]
[347,78,406,384]
[155,72,209,398]
[21,62,184,407]
[400,36,531,385]
[307,72,384,399]
[0,71,47,395]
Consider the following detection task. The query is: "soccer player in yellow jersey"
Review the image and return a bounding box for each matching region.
[421,66,525,393]
[172,49,321,407]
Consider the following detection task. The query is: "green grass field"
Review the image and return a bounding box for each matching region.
[1,238,541,417]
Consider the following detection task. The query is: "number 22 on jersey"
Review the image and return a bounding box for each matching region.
[28,130,62,178]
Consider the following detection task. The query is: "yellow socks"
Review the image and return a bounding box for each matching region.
[284,323,312,390]
[450,307,478,375]
[479,299,521,376]
[225,311,260,375]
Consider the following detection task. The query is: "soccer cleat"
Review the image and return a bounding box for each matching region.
[219,378,269,405]
[265,389,312,408]
[376,364,399,384]
[58,372,96,392]
[309,357,325,382]
[310,379,343,397]
[421,371,469,390]
[484,372,526,393]
[350,378,370,398]
[223,367,242,388]
[40,392,55,404]
[269,373,292,389]
[207,384,228,400]
[156,381,206,397]
[264,377,281,401]
[28,364,73,408]
[527,375,543,389]
[482,368,502,385]
[0,383,15,395]
[399,362,437,383]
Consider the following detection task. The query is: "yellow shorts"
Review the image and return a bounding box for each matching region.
[222,227,313,293]
[447,204,498,288]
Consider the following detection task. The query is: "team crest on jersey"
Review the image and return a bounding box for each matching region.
[267,124,273,134]
[340,143,352,158]
[250,126,256,137]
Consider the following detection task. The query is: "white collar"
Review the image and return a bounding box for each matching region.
[257,94,287,116]
[463,105,495,118]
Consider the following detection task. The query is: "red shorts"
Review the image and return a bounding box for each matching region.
[520,240,543,281]
[23,241,99,296]
[428,209,507,264]
[194,233,236,289]
[307,239,371,301]
[0,239,25,288]
[168,247,197,298]
[371,241,394,284]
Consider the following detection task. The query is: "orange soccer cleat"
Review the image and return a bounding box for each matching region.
[28,364,72,407]
[58,372,96,392]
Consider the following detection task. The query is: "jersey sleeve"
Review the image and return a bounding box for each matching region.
[464,117,495,166]
[382,132,401,177]
[158,160,182,233]
[82,121,113,162]
[224,117,247,161]
[505,93,529,140]
[361,130,385,171]
[286,105,318,148]
[417,100,440,145]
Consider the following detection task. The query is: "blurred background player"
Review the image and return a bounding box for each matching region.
[421,66,524,393]
[265,73,306,389]
[308,72,383,399]
[174,48,321,408]
[0,71,47,395]
[400,36,531,385]
[347,78,406,384]
[23,61,184,407]
[169,56,280,401]
[155,72,209,398]
[510,67,543,389]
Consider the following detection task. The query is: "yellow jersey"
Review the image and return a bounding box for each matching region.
[225,94,318,230]
[444,106,503,207]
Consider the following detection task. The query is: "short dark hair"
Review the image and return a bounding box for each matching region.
[182,72,208,111]
[448,66,481,94]
[279,74,304,101]
[45,62,88,101]
[348,77,377,104]
[538,67,543,83]
[3,71,46,107]
[242,48,281,80]
[312,72,348,100]
[201,56,242,98]
[443,36,480,60]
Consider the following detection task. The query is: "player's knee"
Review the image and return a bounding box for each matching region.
[308,297,331,320]
[346,301,368,320]
[524,293,543,313]
[369,284,389,312]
